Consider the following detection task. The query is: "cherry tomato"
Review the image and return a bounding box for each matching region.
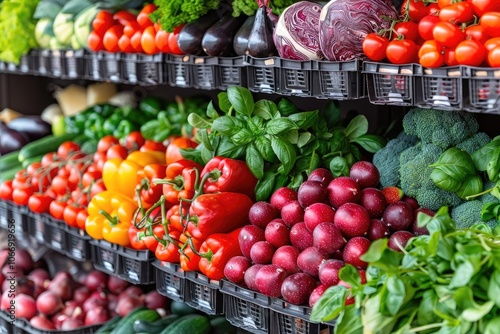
[0,180,13,200]
[444,48,458,66]
[437,0,453,8]
[465,25,488,44]
[137,4,157,29]
[394,21,419,41]
[432,21,465,48]
[455,39,486,66]
[27,162,42,175]
[438,2,474,24]
[131,31,143,53]
[103,25,124,53]
[488,46,500,67]
[418,40,445,68]
[51,175,69,196]
[123,131,146,151]
[470,0,500,17]
[362,33,389,61]
[140,140,167,153]
[165,137,198,165]
[90,179,106,197]
[92,10,115,36]
[386,39,419,64]
[44,187,57,200]
[49,200,67,220]
[63,205,81,228]
[82,170,102,188]
[57,141,81,159]
[41,152,57,167]
[401,0,439,22]
[28,193,53,213]
[155,29,171,53]
[485,37,500,51]
[67,167,81,189]
[123,21,141,37]
[97,135,120,153]
[106,144,128,160]
[88,31,104,51]
[168,30,184,55]
[141,26,158,54]
[118,34,134,52]
[113,11,136,26]
[480,12,500,38]
[12,186,36,206]
[71,189,89,207]
[418,15,441,41]
[76,209,89,230]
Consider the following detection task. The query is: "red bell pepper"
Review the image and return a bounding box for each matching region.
[155,159,203,206]
[129,225,148,250]
[198,228,243,280]
[143,225,165,252]
[137,164,167,208]
[187,192,253,241]
[179,233,202,272]
[200,157,258,200]
[155,229,182,263]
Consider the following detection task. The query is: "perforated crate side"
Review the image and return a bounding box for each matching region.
[116,246,155,284]
[49,50,65,78]
[278,59,313,97]
[184,271,223,315]
[418,66,469,111]
[9,203,29,237]
[29,49,50,76]
[311,59,364,100]
[15,316,102,334]
[100,51,122,82]
[123,53,164,85]
[0,200,10,229]
[90,239,120,275]
[363,62,423,106]
[65,225,92,261]
[84,51,102,81]
[191,56,219,90]
[26,211,47,244]
[63,49,85,79]
[166,54,192,88]
[270,299,326,334]
[4,54,31,74]
[216,56,247,89]
[153,260,186,302]
[246,56,279,94]
[0,310,13,333]
[45,216,67,252]
[466,67,500,113]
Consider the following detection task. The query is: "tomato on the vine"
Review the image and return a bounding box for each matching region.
[394,21,419,41]
[438,2,474,24]
[470,0,500,17]
[12,186,36,206]
[51,175,69,196]
[63,205,82,228]
[443,48,459,66]
[90,180,106,197]
[386,39,419,64]
[82,170,102,188]
[28,193,53,213]
[418,40,445,68]
[418,15,441,41]
[57,141,81,159]
[41,152,57,167]
[76,209,89,230]
[401,0,439,22]
[97,135,120,153]
[0,181,13,200]
[437,0,453,9]
[124,131,146,151]
[465,25,488,44]
[140,140,167,153]
[432,21,465,48]
[106,144,128,160]
[27,162,42,175]
[362,33,389,61]
[480,12,500,38]
[49,200,67,220]
[455,39,486,66]
[487,46,500,67]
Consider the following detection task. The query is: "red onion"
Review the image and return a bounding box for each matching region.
[48,278,73,301]
[14,249,34,274]
[36,290,64,316]
[84,306,110,325]
[107,275,130,294]
[62,317,84,330]
[15,276,35,297]
[51,312,68,330]
[82,291,107,313]
[115,295,144,317]
[15,294,37,320]
[84,271,108,292]
[30,315,56,329]
[1,289,12,310]
[28,268,50,288]
[73,286,90,305]
[118,285,143,299]
[144,290,169,310]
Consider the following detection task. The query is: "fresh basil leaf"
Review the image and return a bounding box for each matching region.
[472,139,500,171]
[330,156,350,177]
[188,113,211,129]
[339,265,362,289]
[254,100,279,120]
[344,115,368,140]
[246,143,264,179]
[430,168,462,193]
[206,101,219,119]
[288,173,304,189]
[271,136,297,175]
[256,136,278,162]
[350,145,361,162]
[385,276,406,316]
[488,271,500,308]
[298,132,313,148]
[351,134,386,153]
[227,86,254,117]
[418,290,439,326]
[218,92,231,113]
[330,131,350,154]
[322,101,341,129]
[232,128,254,146]
[462,301,494,322]
[197,129,213,151]
[140,120,160,140]
[360,238,388,263]
[278,98,299,116]
[266,118,299,136]
[255,172,277,201]
[295,153,321,175]
[335,305,363,334]
[362,293,400,334]
[248,116,265,135]
[200,143,214,164]
[273,174,290,192]
[216,137,246,159]
[288,110,319,130]
[450,260,475,288]
[486,148,500,182]
[211,116,244,136]
[310,285,348,322]
[153,129,171,142]
[282,129,299,145]
[179,148,204,166]
[481,203,499,221]
[430,148,477,180]
[456,175,483,200]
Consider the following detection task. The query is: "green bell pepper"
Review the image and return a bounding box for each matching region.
[84,113,105,140]
[102,112,123,136]
[113,120,138,139]
[121,107,148,126]
[139,97,164,119]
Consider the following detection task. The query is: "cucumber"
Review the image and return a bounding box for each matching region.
[110,307,160,334]
[95,316,122,333]
[0,165,23,183]
[18,133,79,162]
[170,301,198,316]
[160,314,211,334]
[22,155,43,169]
[133,314,179,333]
[209,316,237,334]
[0,151,20,171]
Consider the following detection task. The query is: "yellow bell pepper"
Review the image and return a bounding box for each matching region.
[102,151,165,198]
[86,190,138,246]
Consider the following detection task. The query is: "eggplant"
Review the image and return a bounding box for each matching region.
[177,11,222,55]
[202,14,248,56]
[7,116,51,141]
[233,16,256,56]
[246,6,277,58]
[0,128,29,154]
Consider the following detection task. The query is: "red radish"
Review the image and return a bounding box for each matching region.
[309,284,329,307]
[297,247,327,278]
[48,278,73,301]
[318,259,345,287]
[349,161,380,188]
[281,273,317,305]
[308,168,334,186]
[116,294,144,316]
[36,290,63,316]
[271,187,298,210]
[327,176,361,208]
[30,315,56,329]
[334,203,371,238]
[107,275,130,294]
[145,290,169,310]
[281,200,305,227]
[342,237,371,269]
[244,264,264,291]
[265,220,290,248]
[224,256,252,284]
[85,306,110,325]
[289,222,314,251]
[249,201,280,229]
[73,286,90,305]
[383,201,414,231]
[297,180,327,208]
[304,203,336,232]
[389,231,415,252]
[84,270,108,292]
[28,268,50,289]
[360,188,387,218]
[412,208,434,236]
[313,222,345,255]
[14,249,34,274]
[239,225,266,259]
[403,196,420,210]
[255,265,288,297]
[250,241,276,264]
[15,294,37,320]
[61,317,84,330]
[272,245,300,274]
[367,219,390,241]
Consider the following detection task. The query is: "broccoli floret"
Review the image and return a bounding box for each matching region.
[456,132,491,155]
[479,181,499,204]
[402,108,479,149]
[373,132,418,187]
[399,143,462,211]
[451,200,498,230]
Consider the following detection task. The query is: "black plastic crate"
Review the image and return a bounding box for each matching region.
[220,279,272,334]
[363,62,423,106]
[90,239,120,274]
[185,271,224,315]
[246,56,280,94]
[49,50,65,78]
[166,54,192,88]
[0,310,13,334]
[311,59,364,100]
[0,199,10,229]
[122,53,164,85]
[14,316,102,334]
[216,56,247,89]
[45,217,67,253]
[153,260,186,302]
[192,56,219,90]
[65,224,93,262]
[26,211,48,244]
[4,54,31,74]
[271,299,328,334]
[115,246,155,285]
[466,67,500,113]
[418,66,469,111]
[10,204,30,237]
[279,59,313,97]
[84,50,102,81]
[29,49,51,76]
[100,51,122,82]
[63,49,85,79]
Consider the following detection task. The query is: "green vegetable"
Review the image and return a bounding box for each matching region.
[18,133,79,162]
[232,0,301,17]
[113,120,137,140]
[209,316,237,334]
[160,314,210,334]
[170,301,197,316]
[84,113,106,140]
[103,112,123,136]
[0,150,20,171]
[34,18,54,49]
[95,316,122,333]
[133,315,179,333]
[22,155,43,168]
[110,307,160,334]
[0,165,22,183]
[151,0,221,32]
[311,207,500,333]
[73,4,98,49]
[139,96,164,119]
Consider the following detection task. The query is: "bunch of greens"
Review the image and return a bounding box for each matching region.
[150,0,221,32]
[0,0,39,64]
[311,207,500,334]
[183,86,385,201]
[232,0,301,16]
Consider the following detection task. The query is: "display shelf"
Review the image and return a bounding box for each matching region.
[153,260,187,302]
[184,271,224,315]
